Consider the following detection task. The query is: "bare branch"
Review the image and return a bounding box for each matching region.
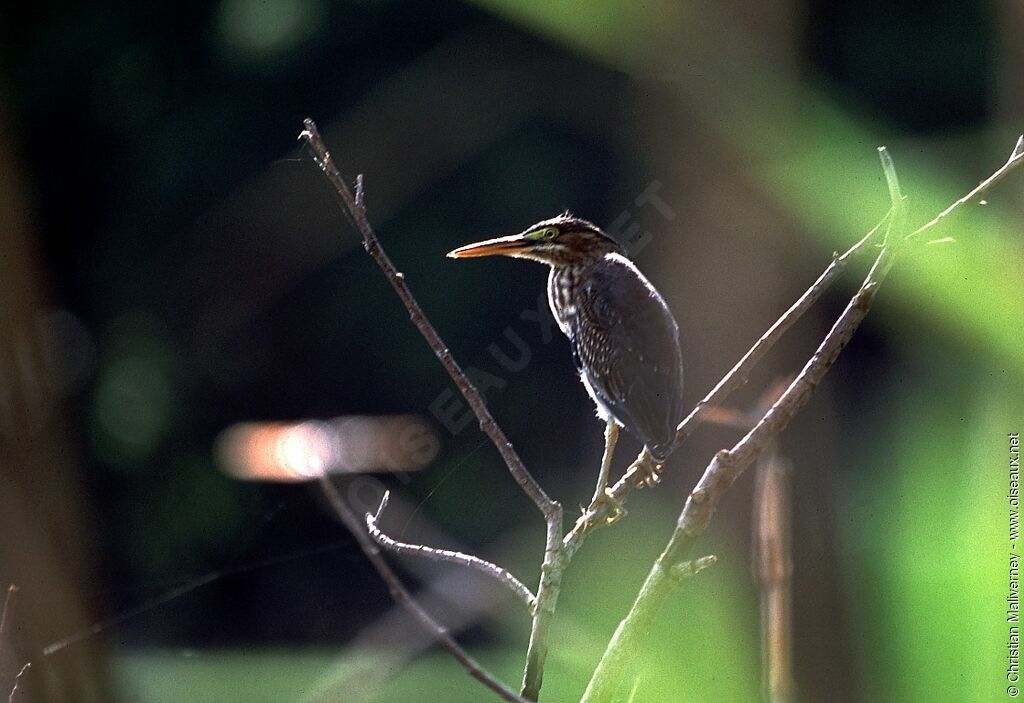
[366,492,537,609]
[299,119,559,523]
[318,477,528,703]
[910,134,1024,238]
[520,518,565,700]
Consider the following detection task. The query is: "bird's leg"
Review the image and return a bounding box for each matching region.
[585,421,625,522]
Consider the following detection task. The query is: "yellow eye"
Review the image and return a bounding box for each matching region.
[543,228,558,240]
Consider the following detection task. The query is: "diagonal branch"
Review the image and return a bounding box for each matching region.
[366,492,537,608]
[318,477,529,703]
[299,119,559,523]
[909,134,1024,239]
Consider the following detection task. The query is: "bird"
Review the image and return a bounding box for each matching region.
[447,214,684,514]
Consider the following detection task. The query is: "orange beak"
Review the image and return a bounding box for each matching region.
[446,234,532,259]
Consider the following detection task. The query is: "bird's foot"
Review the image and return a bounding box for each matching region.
[632,456,664,488]
[582,488,626,526]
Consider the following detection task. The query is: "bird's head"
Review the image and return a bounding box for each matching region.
[447,214,622,267]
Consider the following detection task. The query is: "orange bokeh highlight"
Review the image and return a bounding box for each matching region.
[216,415,438,481]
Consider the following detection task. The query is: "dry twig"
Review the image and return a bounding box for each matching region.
[366,491,537,609]
[7,663,30,703]
[318,477,527,703]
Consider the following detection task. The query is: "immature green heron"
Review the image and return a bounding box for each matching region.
[448,214,684,510]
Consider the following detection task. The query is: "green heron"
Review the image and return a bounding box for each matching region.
[448,214,684,511]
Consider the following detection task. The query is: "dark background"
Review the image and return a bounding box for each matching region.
[1,1,1021,701]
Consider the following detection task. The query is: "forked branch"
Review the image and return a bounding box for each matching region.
[366,491,537,608]
[318,477,528,703]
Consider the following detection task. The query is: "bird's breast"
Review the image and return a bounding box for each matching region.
[546,267,579,339]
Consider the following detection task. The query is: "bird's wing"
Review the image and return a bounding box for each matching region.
[572,254,684,459]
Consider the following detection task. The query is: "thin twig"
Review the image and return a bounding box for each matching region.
[318,477,528,703]
[366,491,537,608]
[301,119,564,701]
[298,119,559,522]
[581,138,1024,700]
[909,134,1024,239]
[753,449,794,703]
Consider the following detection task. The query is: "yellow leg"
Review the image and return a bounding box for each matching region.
[582,422,627,526]
[590,421,620,506]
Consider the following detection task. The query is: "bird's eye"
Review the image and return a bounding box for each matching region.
[543,228,558,240]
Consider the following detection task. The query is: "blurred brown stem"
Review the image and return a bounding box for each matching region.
[754,449,794,703]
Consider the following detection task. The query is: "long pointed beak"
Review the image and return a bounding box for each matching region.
[447,233,531,259]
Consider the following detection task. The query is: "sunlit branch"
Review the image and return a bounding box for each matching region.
[909,134,1024,239]
[8,662,30,703]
